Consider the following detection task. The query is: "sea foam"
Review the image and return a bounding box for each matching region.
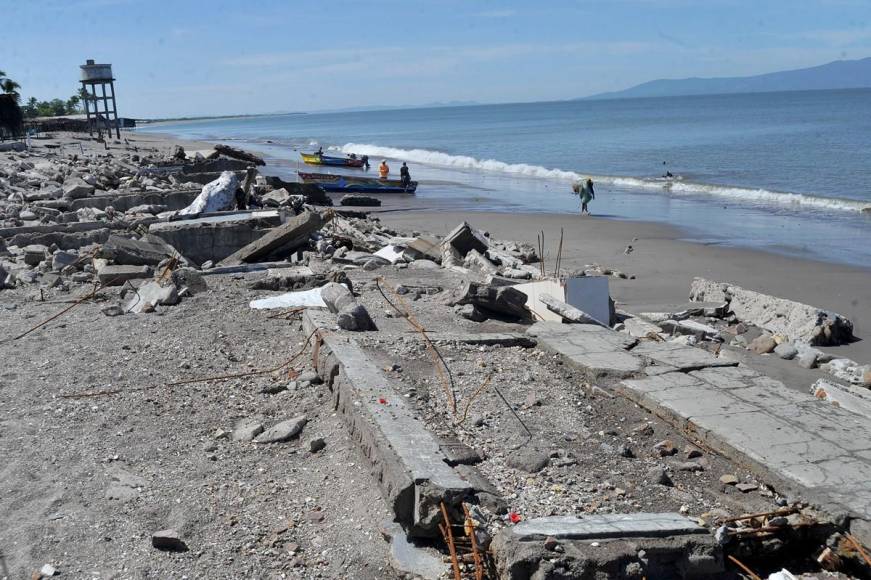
[338,143,871,214]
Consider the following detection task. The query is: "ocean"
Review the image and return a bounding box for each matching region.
[138,89,871,268]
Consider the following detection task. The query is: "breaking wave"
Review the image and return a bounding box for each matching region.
[338,142,871,214]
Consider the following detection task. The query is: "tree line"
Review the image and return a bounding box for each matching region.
[1,69,86,118]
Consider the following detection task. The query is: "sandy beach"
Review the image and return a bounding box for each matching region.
[138,127,871,362]
[2,127,871,578]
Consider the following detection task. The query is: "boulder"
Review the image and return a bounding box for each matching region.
[774,343,798,360]
[749,334,777,354]
[506,448,550,473]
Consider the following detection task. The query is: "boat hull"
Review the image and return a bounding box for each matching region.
[298,171,417,194]
[301,152,365,168]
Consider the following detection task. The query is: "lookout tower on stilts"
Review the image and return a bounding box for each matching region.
[79,59,120,139]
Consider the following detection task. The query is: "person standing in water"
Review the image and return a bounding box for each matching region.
[573,178,595,215]
[399,162,411,188]
[379,160,390,179]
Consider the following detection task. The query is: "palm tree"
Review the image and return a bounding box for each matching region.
[0,70,21,104]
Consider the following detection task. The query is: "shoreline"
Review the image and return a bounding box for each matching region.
[136,130,871,362]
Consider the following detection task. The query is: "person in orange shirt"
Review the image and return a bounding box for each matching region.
[379,160,390,179]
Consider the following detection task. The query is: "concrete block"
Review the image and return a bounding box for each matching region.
[442,221,487,256]
[302,311,471,538]
[219,210,323,266]
[149,211,279,266]
[565,276,612,327]
[97,264,151,286]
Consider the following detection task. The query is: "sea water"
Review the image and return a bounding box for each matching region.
[139,89,871,267]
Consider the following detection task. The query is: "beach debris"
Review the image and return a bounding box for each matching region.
[218,210,324,266]
[151,529,188,552]
[214,143,265,166]
[261,188,305,210]
[373,245,406,264]
[539,292,609,327]
[178,171,239,215]
[249,287,327,310]
[443,221,488,257]
[97,264,151,286]
[404,236,442,262]
[689,277,854,346]
[340,194,381,206]
[123,280,179,314]
[320,281,375,330]
[98,234,183,266]
[442,280,530,320]
[255,416,307,443]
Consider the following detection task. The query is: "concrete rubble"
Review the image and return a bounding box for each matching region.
[4,135,871,580]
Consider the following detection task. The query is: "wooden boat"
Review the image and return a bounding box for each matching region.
[298,171,417,194]
[300,152,365,168]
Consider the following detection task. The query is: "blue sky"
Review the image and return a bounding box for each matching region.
[3,0,870,118]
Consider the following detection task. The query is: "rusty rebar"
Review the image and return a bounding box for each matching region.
[727,555,762,580]
[440,502,462,580]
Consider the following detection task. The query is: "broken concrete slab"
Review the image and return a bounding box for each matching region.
[22,244,48,266]
[373,245,405,264]
[618,366,871,546]
[539,292,608,327]
[62,177,95,200]
[404,236,442,262]
[442,222,487,257]
[564,276,612,327]
[528,321,645,380]
[303,310,471,538]
[689,278,854,346]
[249,288,327,310]
[812,378,871,417]
[218,210,323,266]
[124,281,179,313]
[148,211,279,266]
[631,341,737,373]
[97,264,151,286]
[509,513,708,541]
[493,513,721,579]
[383,522,447,580]
[442,281,530,320]
[99,234,179,266]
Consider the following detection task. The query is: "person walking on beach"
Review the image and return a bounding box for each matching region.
[573,178,595,214]
[400,162,411,188]
[362,155,370,170]
[379,160,390,179]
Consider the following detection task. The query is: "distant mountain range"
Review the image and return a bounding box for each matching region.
[585,57,871,100]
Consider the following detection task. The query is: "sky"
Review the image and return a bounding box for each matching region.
[2,0,870,118]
